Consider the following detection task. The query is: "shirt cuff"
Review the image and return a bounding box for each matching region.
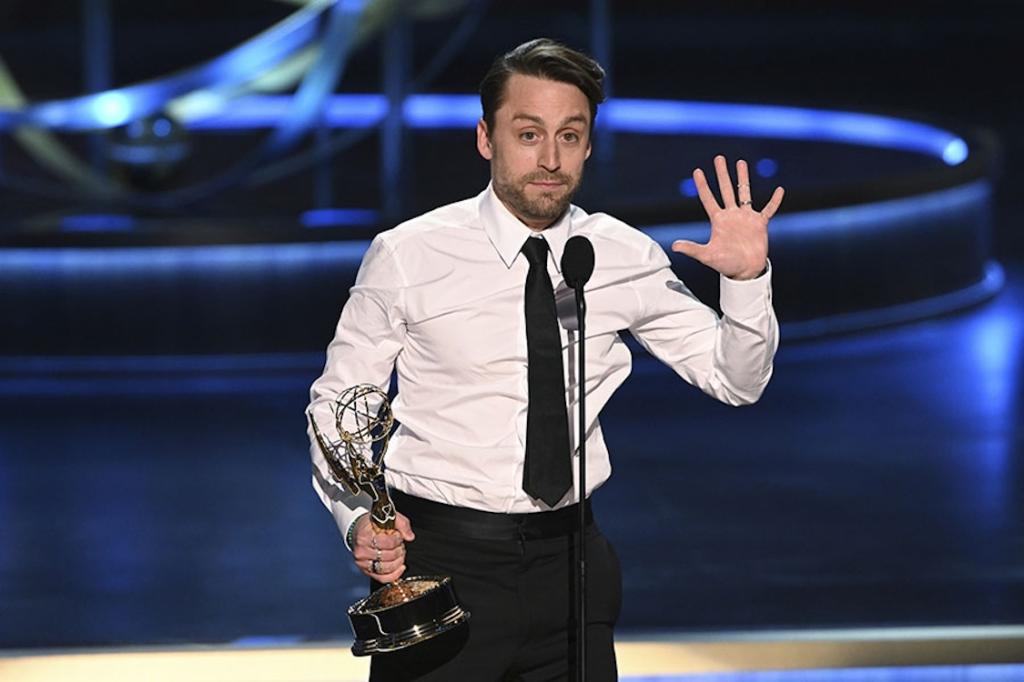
[333,500,371,552]
[720,259,773,320]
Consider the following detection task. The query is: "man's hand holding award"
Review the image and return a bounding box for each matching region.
[308,384,470,656]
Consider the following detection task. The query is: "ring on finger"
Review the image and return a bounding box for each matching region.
[375,548,382,562]
[739,199,753,206]
[371,558,382,574]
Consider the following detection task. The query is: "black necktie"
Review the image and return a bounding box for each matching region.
[521,237,572,507]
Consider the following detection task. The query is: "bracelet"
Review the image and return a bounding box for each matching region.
[346,512,369,549]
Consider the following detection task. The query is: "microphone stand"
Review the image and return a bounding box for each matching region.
[573,282,587,682]
[562,234,594,681]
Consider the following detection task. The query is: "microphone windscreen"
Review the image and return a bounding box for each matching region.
[561,235,595,289]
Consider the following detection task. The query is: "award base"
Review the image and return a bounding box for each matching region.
[348,575,470,656]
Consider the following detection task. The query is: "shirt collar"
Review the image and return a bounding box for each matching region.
[479,183,572,272]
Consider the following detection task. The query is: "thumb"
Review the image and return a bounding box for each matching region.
[671,239,705,260]
[395,512,416,542]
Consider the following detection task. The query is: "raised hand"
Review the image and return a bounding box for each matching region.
[672,155,784,280]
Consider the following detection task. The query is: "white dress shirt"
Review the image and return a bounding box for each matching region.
[307,184,778,543]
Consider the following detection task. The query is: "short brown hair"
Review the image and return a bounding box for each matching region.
[479,38,606,132]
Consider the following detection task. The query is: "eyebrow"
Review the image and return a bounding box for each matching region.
[511,113,589,128]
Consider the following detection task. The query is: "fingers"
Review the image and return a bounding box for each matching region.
[354,517,402,549]
[394,513,416,542]
[360,555,406,577]
[698,155,783,221]
[671,239,706,261]
[367,530,403,551]
[713,155,737,208]
[352,517,412,581]
[692,168,721,217]
[761,186,785,220]
[736,159,752,207]
[365,562,407,584]
[354,535,408,582]
[354,542,406,563]
[354,526,407,561]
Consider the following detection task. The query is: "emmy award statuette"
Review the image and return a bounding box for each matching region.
[308,384,470,656]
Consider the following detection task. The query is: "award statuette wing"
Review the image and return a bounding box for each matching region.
[307,384,470,656]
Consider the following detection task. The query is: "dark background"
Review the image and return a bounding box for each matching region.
[1,0,1022,650]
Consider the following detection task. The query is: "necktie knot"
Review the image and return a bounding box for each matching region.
[521,237,549,268]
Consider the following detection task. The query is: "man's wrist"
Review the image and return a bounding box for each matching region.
[346,512,369,550]
[727,262,768,281]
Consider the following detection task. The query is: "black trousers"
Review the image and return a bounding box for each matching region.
[369,493,622,682]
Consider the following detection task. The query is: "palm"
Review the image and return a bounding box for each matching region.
[672,156,784,280]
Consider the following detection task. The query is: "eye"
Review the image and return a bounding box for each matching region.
[520,131,538,142]
[562,131,580,143]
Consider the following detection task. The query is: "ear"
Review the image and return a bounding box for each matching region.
[585,140,592,160]
[476,119,493,161]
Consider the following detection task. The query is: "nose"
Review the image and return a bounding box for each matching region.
[538,139,560,172]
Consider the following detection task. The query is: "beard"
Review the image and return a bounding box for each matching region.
[493,169,583,226]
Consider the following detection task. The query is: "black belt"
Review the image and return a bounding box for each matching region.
[390,489,592,542]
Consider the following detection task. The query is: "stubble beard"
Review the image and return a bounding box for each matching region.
[493,169,583,227]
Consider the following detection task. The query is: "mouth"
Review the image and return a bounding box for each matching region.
[528,180,565,190]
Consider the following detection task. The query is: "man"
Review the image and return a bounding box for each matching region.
[307,38,783,681]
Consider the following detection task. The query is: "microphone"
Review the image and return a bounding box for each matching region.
[561,236,594,291]
[560,234,594,682]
